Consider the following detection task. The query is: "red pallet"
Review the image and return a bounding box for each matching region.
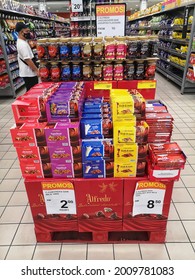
[35,227,166,243]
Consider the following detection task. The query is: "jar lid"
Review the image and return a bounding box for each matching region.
[37,38,47,43]
[61,61,69,64]
[50,61,58,65]
[126,36,138,41]
[104,36,114,42]
[60,37,69,43]
[115,36,125,41]
[83,61,91,65]
[49,38,59,43]
[71,37,81,42]
[82,37,92,42]
[94,37,103,42]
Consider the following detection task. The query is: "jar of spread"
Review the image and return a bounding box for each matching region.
[82,62,92,80]
[82,37,92,59]
[145,59,156,80]
[71,37,81,60]
[115,36,127,60]
[93,37,103,60]
[37,38,47,60]
[93,63,103,80]
[124,60,135,80]
[140,36,149,59]
[59,37,71,60]
[72,62,81,81]
[127,36,138,59]
[135,60,145,80]
[104,37,115,60]
[103,61,113,81]
[61,62,71,81]
[39,61,50,82]
[114,62,123,80]
[48,38,59,60]
[50,62,60,82]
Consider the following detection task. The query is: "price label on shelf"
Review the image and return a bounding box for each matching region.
[94,82,112,90]
[71,0,83,12]
[137,81,156,89]
[132,181,166,217]
[42,181,76,215]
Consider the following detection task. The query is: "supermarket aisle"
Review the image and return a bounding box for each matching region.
[0,73,195,260]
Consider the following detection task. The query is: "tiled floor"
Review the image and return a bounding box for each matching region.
[0,73,195,260]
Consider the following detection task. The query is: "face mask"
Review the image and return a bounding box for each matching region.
[23,32,31,39]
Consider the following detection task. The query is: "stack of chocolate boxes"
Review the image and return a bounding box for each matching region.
[110,89,149,177]
[80,97,114,178]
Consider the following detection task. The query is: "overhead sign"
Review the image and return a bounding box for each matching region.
[71,0,83,13]
[96,4,126,37]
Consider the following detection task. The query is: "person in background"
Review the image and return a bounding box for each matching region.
[15,22,39,91]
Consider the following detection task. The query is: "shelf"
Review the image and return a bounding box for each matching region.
[128,1,195,22]
[10,66,19,72]
[0,70,7,75]
[169,61,185,71]
[14,82,25,91]
[12,74,20,80]
[156,65,182,86]
[158,46,187,59]
[70,16,96,22]
[158,36,189,45]
[0,83,10,90]
[158,56,169,63]
[186,78,195,84]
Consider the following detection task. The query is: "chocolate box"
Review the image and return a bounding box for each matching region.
[20,162,44,179]
[16,146,41,163]
[74,178,123,231]
[51,162,82,178]
[49,145,81,163]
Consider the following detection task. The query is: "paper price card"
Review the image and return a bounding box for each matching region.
[132,181,166,217]
[71,0,83,12]
[42,181,76,215]
[137,81,156,89]
[94,82,112,90]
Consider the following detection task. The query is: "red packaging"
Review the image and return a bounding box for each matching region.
[123,178,174,231]
[20,162,44,179]
[148,161,181,181]
[149,143,181,154]
[16,146,41,163]
[74,178,123,231]
[151,152,186,169]
[24,179,78,233]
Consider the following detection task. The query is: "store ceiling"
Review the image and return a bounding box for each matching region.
[19,0,162,13]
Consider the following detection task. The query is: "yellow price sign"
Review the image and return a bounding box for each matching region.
[94,82,112,90]
[137,81,156,89]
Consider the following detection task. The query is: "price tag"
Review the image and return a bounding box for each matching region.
[132,181,166,217]
[138,81,156,89]
[94,82,112,90]
[71,0,83,12]
[42,181,76,215]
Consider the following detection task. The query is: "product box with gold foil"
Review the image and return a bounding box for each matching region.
[114,143,138,162]
[114,162,137,177]
[74,178,123,231]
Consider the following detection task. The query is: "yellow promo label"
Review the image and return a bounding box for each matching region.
[41,181,74,190]
[94,82,112,90]
[137,81,156,89]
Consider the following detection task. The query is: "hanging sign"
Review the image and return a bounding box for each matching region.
[42,181,76,215]
[132,181,166,217]
[96,4,126,37]
[71,0,83,13]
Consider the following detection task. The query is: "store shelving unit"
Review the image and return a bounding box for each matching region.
[127,3,195,94]
[0,7,70,98]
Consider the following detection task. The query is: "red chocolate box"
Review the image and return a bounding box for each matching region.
[24,179,78,233]
[74,178,123,232]
[20,162,44,179]
[123,178,174,231]
[16,146,41,163]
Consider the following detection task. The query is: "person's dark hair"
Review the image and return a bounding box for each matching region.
[15,22,29,33]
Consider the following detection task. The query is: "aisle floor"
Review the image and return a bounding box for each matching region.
[0,73,195,260]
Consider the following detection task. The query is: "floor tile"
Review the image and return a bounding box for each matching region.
[60,244,87,260]
[114,244,141,260]
[6,245,35,260]
[0,179,19,192]
[0,192,12,206]
[0,207,4,217]
[183,221,195,242]
[2,151,17,160]
[187,156,195,165]
[0,224,18,245]
[11,159,20,169]
[0,206,26,224]
[4,168,22,180]
[166,221,189,242]
[184,134,195,140]
[12,224,36,245]
[166,243,195,260]
[187,188,195,201]
[0,159,15,169]
[0,246,9,260]
[140,244,169,260]
[181,165,195,176]
[33,244,61,260]
[0,169,9,180]
[172,134,185,140]
[15,179,25,191]
[174,203,195,220]
[174,179,185,188]
[87,244,114,260]
[178,127,193,133]
[8,192,28,206]
[172,188,193,203]
[0,145,11,152]
[181,176,195,188]
[21,206,33,223]
[168,203,180,220]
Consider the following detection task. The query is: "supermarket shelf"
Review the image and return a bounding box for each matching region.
[158,56,169,63]
[129,24,192,31]
[158,46,187,59]
[169,61,185,71]
[8,57,18,64]
[0,70,7,75]
[158,36,189,44]
[0,83,10,90]
[10,66,19,72]
[128,1,195,22]
[186,78,195,84]
[12,74,20,80]
[156,65,182,86]
[70,16,96,22]
[14,82,25,91]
